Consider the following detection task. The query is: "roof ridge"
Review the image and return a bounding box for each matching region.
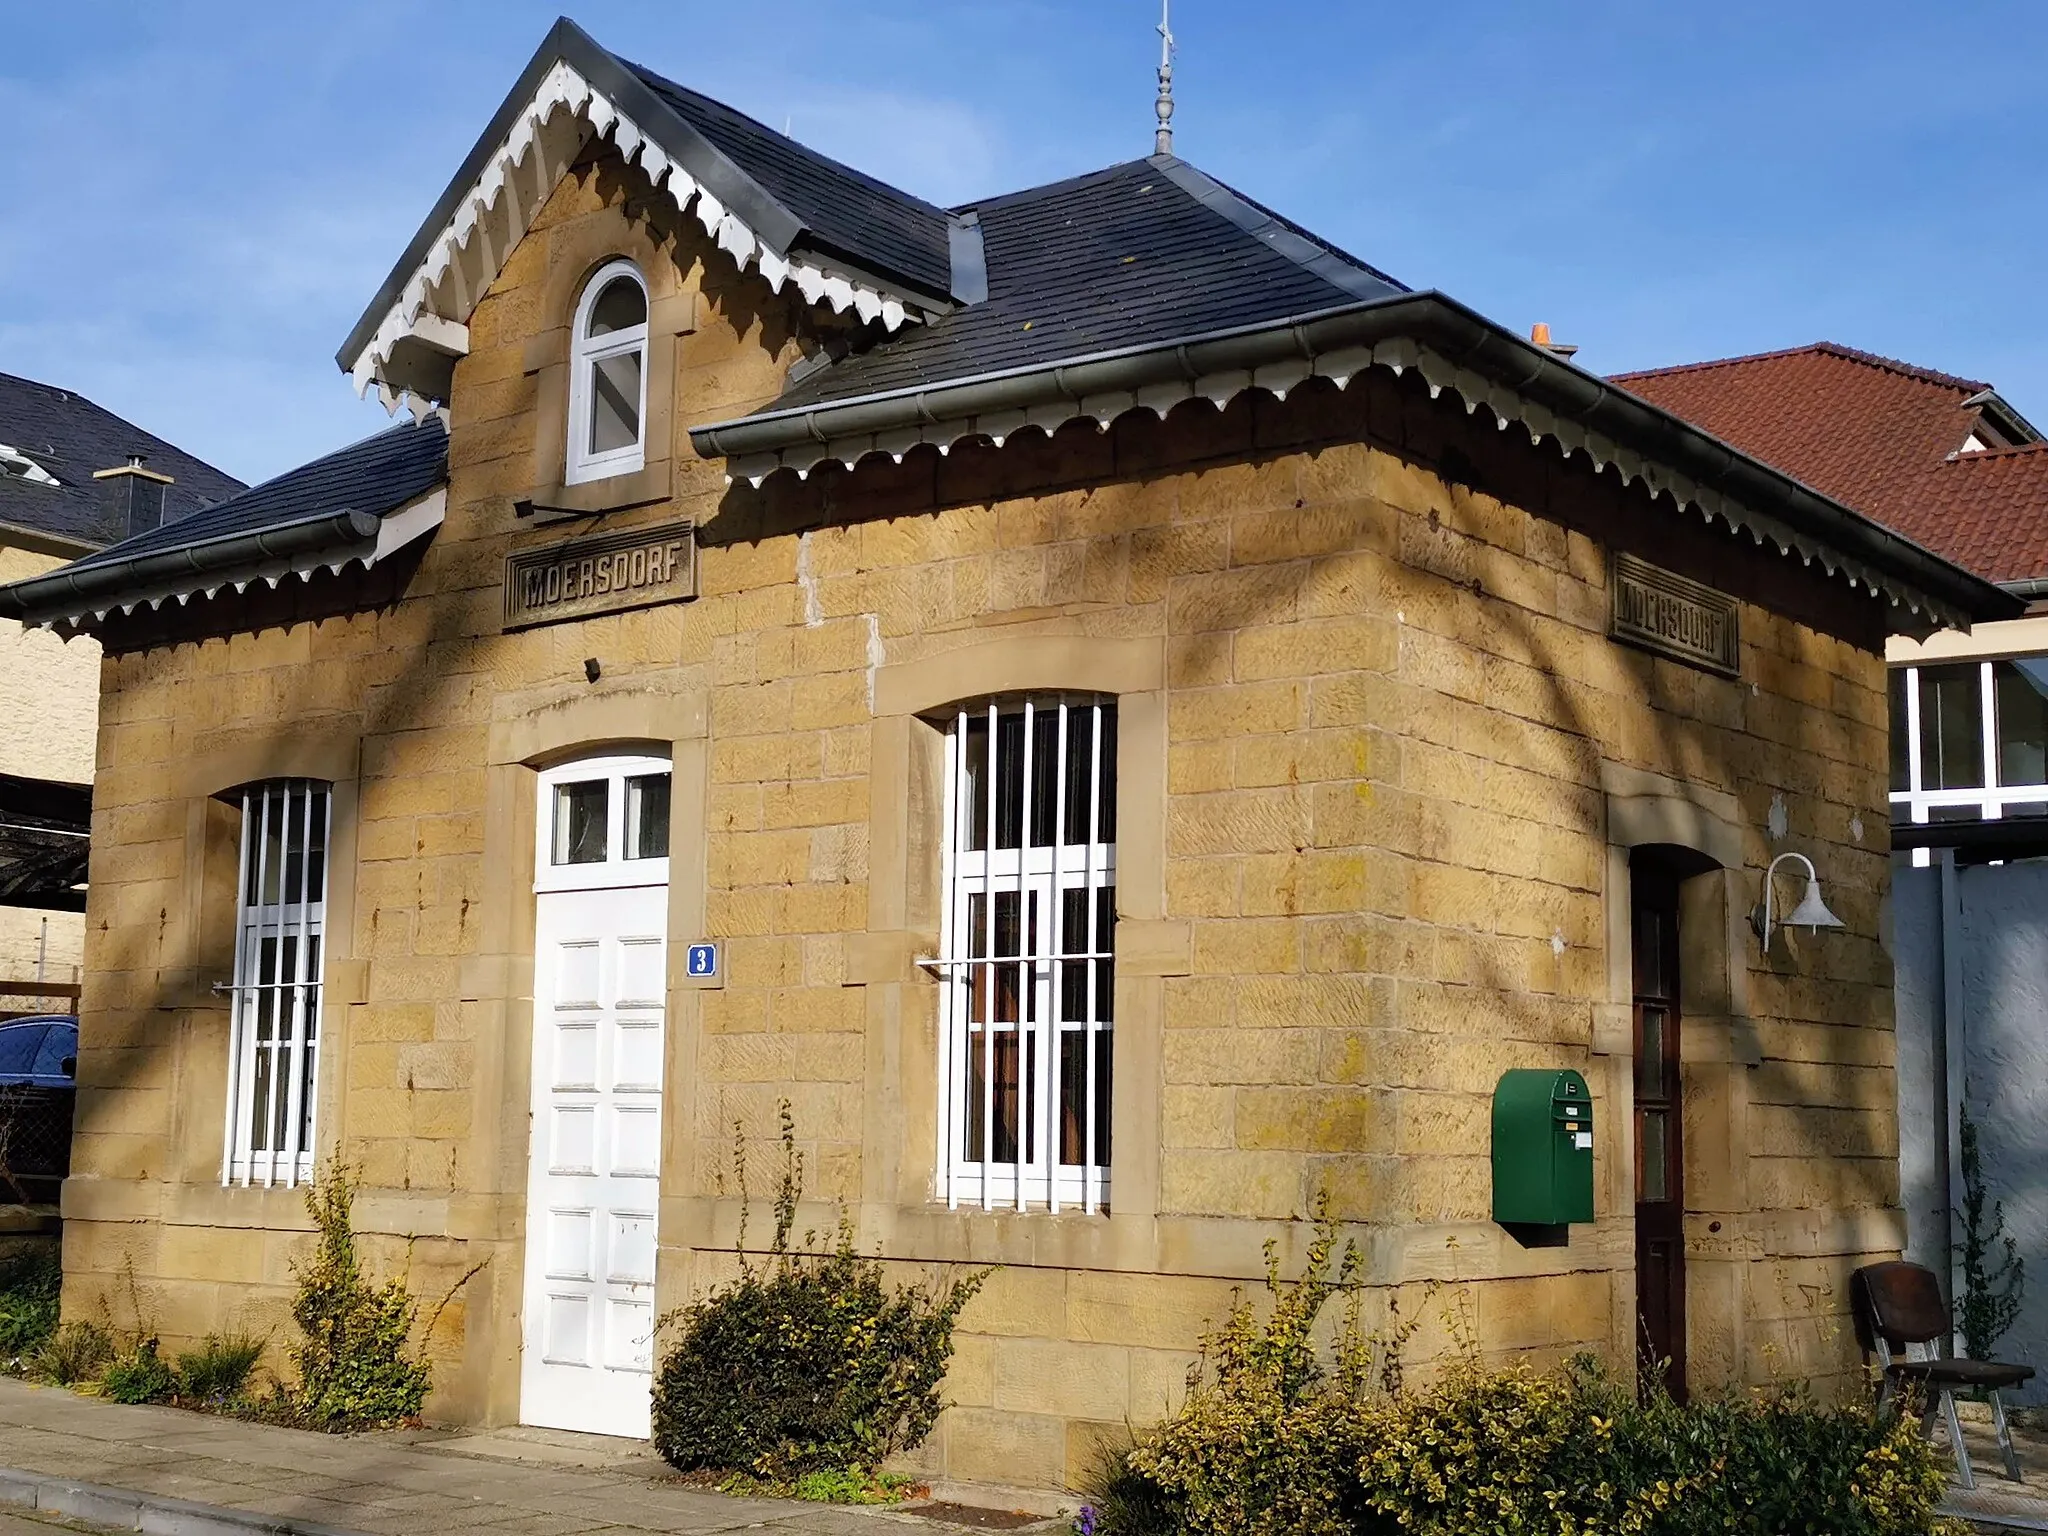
[0,371,88,397]
[1614,340,1989,395]
[952,158,1155,215]
[1158,157,1407,296]
[619,56,951,220]
[1940,441,2048,464]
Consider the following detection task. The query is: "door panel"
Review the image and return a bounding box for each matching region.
[1633,868,1686,1403]
[521,879,668,1438]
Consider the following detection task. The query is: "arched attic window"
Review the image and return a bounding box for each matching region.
[566,259,650,485]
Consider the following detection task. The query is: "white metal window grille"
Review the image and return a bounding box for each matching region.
[937,697,1116,1211]
[565,259,649,486]
[222,780,330,1187]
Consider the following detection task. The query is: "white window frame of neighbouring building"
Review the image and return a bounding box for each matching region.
[1891,657,2048,835]
[221,779,331,1187]
[564,259,650,485]
[935,695,1117,1211]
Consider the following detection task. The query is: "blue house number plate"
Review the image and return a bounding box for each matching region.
[686,943,719,978]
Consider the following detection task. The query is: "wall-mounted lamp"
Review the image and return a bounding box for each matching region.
[1749,851,1844,951]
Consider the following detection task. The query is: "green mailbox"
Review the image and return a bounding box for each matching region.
[1492,1068,1594,1227]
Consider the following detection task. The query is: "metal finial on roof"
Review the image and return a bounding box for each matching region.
[1154,0,1176,155]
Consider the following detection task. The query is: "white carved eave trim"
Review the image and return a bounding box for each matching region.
[720,341,1968,630]
[48,490,447,636]
[349,59,916,411]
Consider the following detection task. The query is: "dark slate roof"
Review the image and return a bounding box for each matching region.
[623,60,954,298]
[64,415,447,573]
[340,18,972,375]
[0,372,244,548]
[770,156,1407,412]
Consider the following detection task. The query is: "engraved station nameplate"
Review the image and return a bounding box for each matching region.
[1608,553,1739,677]
[504,519,696,631]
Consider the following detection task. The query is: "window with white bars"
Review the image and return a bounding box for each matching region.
[222,780,330,1187]
[937,697,1116,1211]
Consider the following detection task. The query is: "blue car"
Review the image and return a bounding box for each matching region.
[0,1015,76,1088]
[0,1014,76,1204]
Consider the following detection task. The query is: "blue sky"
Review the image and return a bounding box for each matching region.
[4,0,2043,487]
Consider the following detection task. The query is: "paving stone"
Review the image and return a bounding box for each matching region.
[0,1380,988,1534]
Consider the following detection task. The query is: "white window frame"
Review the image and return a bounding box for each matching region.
[935,695,1116,1213]
[222,780,331,1188]
[564,259,650,486]
[535,754,673,895]
[1891,659,2048,865]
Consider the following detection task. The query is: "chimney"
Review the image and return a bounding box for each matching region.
[1530,322,1580,362]
[94,454,174,539]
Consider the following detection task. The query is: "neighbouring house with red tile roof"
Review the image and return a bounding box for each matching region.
[1624,338,2048,1399]
[1619,342,2048,587]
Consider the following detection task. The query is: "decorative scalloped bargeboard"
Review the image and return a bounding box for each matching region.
[349,60,919,414]
[715,339,1966,631]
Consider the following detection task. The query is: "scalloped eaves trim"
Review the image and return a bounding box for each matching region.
[349,59,918,413]
[722,338,1968,630]
[45,491,447,636]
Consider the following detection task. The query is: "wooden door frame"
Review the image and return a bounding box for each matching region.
[1631,858,1687,1402]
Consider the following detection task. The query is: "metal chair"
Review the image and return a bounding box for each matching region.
[1852,1260,2034,1488]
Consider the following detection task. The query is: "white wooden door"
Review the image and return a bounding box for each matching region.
[521,755,671,1439]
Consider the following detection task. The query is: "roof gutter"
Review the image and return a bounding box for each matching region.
[0,507,380,627]
[691,290,2018,628]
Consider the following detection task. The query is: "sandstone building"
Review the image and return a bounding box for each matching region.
[0,20,2019,1492]
[1624,341,2048,1398]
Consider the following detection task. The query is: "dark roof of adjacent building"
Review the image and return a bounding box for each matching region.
[0,372,244,549]
[61,415,447,575]
[1617,342,2048,585]
[0,417,448,631]
[1900,445,2048,585]
[771,156,1404,412]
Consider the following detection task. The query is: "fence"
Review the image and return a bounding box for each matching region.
[0,1086,71,1206]
[0,979,79,1023]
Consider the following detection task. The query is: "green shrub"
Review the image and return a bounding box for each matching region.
[1958,1106,2023,1359]
[652,1106,989,1480]
[177,1331,268,1404]
[0,1247,61,1364]
[101,1336,178,1405]
[285,1165,434,1430]
[1098,1197,1956,1536]
[30,1320,112,1386]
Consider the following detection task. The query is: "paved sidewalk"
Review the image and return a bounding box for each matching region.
[0,1379,1064,1536]
[1933,1413,2048,1532]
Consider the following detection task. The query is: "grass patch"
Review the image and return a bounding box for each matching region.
[0,1247,61,1369]
[176,1330,268,1406]
[701,1466,926,1505]
[29,1320,111,1386]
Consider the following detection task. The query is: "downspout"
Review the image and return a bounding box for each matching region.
[1938,846,1967,1354]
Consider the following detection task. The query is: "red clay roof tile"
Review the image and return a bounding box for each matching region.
[1614,342,2048,584]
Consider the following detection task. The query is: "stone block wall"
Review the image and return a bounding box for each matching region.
[62,146,1902,1490]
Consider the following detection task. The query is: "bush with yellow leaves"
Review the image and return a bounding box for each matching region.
[1091,1196,1956,1536]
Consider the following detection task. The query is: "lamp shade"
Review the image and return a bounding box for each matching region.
[1785,876,1843,932]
